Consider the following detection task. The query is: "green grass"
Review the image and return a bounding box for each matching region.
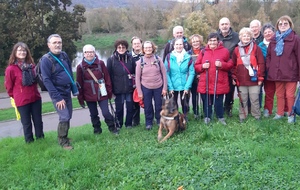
[0,75,4,92]
[0,98,81,121]
[1,109,300,189]
[74,33,166,50]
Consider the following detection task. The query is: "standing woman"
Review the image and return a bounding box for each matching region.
[266,15,300,123]
[135,41,167,130]
[188,34,204,119]
[164,37,195,119]
[232,27,265,122]
[195,33,233,125]
[258,23,278,117]
[107,40,135,129]
[76,44,118,134]
[5,42,44,143]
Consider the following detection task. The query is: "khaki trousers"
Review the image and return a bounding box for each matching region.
[239,85,261,119]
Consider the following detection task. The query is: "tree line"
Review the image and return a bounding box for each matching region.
[1,0,300,74]
[0,0,85,74]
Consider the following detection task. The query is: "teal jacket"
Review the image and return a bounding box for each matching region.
[164,52,195,91]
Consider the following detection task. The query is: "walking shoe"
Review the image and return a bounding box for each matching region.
[194,114,199,120]
[146,125,152,130]
[239,118,245,123]
[63,145,73,150]
[284,112,289,117]
[288,115,295,123]
[273,114,283,120]
[218,118,227,125]
[204,117,210,124]
[126,126,132,129]
[263,109,269,117]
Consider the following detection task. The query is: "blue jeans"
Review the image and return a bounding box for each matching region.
[201,94,225,119]
[115,93,134,127]
[142,85,163,126]
[17,99,44,142]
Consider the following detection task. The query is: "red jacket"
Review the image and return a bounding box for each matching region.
[266,30,300,82]
[5,64,41,107]
[232,42,265,86]
[76,56,113,104]
[194,43,233,94]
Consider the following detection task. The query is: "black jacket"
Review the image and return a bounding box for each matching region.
[107,51,135,94]
[217,28,240,57]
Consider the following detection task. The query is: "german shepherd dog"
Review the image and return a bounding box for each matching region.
[158,95,187,143]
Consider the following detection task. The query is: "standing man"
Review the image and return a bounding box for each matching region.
[40,34,74,150]
[162,25,192,62]
[250,19,264,109]
[250,19,264,44]
[130,36,143,126]
[217,17,240,117]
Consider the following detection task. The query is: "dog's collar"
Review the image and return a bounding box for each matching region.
[162,115,175,120]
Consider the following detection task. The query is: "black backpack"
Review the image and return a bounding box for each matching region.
[35,52,68,91]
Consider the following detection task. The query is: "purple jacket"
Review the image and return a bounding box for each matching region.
[266,31,300,82]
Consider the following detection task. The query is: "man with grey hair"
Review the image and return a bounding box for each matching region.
[250,19,263,44]
[217,17,239,117]
[40,34,74,150]
[162,25,192,62]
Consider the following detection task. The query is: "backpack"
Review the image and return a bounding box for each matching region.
[35,52,68,91]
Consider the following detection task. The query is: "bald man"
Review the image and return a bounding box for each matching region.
[217,17,239,117]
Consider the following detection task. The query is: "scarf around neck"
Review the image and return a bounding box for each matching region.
[275,28,292,56]
[84,57,96,65]
[238,41,254,76]
[172,49,186,65]
[263,38,270,47]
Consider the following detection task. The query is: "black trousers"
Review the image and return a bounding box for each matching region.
[17,99,44,143]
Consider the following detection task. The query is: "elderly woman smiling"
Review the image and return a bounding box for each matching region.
[266,15,300,123]
[232,27,265,122]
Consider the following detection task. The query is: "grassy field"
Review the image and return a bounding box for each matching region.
[74,33,166,50]
[1,106,300,189]
[0,75,4,92]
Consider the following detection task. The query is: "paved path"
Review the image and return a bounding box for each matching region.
[0,91,93,139]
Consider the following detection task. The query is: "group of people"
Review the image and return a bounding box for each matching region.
[4,15,300,149]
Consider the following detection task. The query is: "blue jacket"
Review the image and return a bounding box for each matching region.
[40,52,73,102]
[164,52,195,91]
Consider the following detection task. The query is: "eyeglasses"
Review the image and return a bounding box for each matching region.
[84,51,94,54]
[17,50,27,53]
[192,41,200,43]
[117,46,126,50]
[278,22,289,27]
[50,41,62,45]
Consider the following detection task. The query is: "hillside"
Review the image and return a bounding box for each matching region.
[71,0,176,9]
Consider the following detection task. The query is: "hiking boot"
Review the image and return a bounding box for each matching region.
[204,117,210,124]
[224,106,233,117]
[63,145,73,150]
[146,125,152,130]
[273,114,283,120]
[263,109,269,117]
[218,118,227,125]
[288,115,295,123]
[126,125,132,129]
[93,127,102,135]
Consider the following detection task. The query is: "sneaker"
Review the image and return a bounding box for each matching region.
[263,109,269,117]
[288,115,295,123]
[273,114,283,120]
[204,117,210,124]
[63,145,73,150]
[146,125,152,130]
[218,118,227,125]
